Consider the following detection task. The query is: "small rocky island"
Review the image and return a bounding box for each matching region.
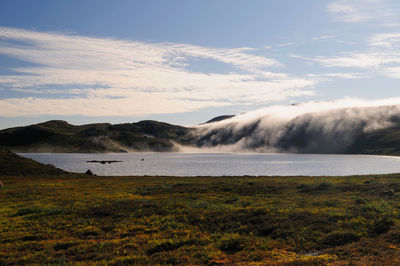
[86,160,123,164]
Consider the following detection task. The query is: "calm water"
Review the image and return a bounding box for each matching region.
[19,152,400,176]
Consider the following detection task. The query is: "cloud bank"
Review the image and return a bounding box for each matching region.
[327,0,393,23]
[193,98,400,153]
[0,26,318,117]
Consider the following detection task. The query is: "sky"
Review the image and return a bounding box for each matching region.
[1,0,400,129]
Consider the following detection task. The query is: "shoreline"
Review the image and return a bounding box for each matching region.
[3,150,400,264]
[18,151,400,177]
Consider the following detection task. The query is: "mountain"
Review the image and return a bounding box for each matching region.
[348,127,400,155]
[0,120,191,153]
[193,106,400,155]
[3,106,400,155]
[204,115,235,124]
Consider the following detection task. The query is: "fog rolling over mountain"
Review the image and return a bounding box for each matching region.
[194,100,400,154]
[2,99,400,154]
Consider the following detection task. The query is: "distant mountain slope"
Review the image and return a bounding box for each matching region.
[4,105,400,155]
[348,127,400,155]
[0,120,191,153]
[194,105,400,155]
[204,115,235,124]
[0,149,66,176]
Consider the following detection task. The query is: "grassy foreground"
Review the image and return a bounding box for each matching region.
[3,173,400,265]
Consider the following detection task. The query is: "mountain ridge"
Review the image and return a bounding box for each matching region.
[2,109,400,155]
[0,119,192,153]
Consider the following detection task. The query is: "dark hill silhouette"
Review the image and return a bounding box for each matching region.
[0,149,66,176]
[0,120,191,153]
[204,115,235,124]
[3,110,400,155]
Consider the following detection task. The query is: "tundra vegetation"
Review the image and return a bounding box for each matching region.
[2,151,400,264]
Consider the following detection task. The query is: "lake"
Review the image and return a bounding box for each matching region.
[19,152,400,176]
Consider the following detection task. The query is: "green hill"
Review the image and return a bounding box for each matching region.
[347,126,400,155]
[0,149,66,176]
[0,120,191,153]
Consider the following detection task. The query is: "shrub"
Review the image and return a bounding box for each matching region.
[224,195,239,204]
[14,206,43,216]
[369,216,393,235]
[353,196,368,205]
[147,239,193,255]
[112,255,149,265]
[385,231,400,244]
[54,242,78,251]
[323,200,339,207]
[363,200,392,214]
[20,235,45,241]
[321,231,360,247]
[297,183,312,192]
[218,234,245,253]
[316,182,332,190]
[297,182,332,193]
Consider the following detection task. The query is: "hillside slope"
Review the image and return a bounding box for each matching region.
[194,107,400,155]
[348,126,400,155]
[0,120,191,153]
[0,149,66,176]
[204,115,235,124]
[3,110,400,155]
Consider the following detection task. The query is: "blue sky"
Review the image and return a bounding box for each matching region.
[1,0,400,129]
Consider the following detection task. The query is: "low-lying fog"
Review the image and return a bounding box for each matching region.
[189,98,400,153]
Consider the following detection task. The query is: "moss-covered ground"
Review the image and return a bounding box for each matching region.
[2,172,400,264]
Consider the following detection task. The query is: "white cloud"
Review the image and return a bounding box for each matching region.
[10,87,84,94]
[290,52,390,74]
[327,0,393,23]
[311,35,335,41]
[382,66,400,78]
[369,33,400,48]
[0,26,318,117]
[315,52,400,68]
[307,72,367,80]
[0,96,232,117]
[289,53,308,60]
[278,42,296,47]
[314,31,400,80]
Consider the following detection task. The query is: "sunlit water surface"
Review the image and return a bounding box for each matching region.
[19,153,400,176]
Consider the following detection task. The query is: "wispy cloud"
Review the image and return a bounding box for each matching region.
[314,31,400,81]
[307,72,367,80]
[0,26,317,117]
[278,42,296,47]
[327,0,393,23]
[382,67,400,79]
[369,33,400,47]
[315,52,400,69]
[311,35,335,41]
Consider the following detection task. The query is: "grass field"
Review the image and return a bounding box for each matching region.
[3,171,400,265]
